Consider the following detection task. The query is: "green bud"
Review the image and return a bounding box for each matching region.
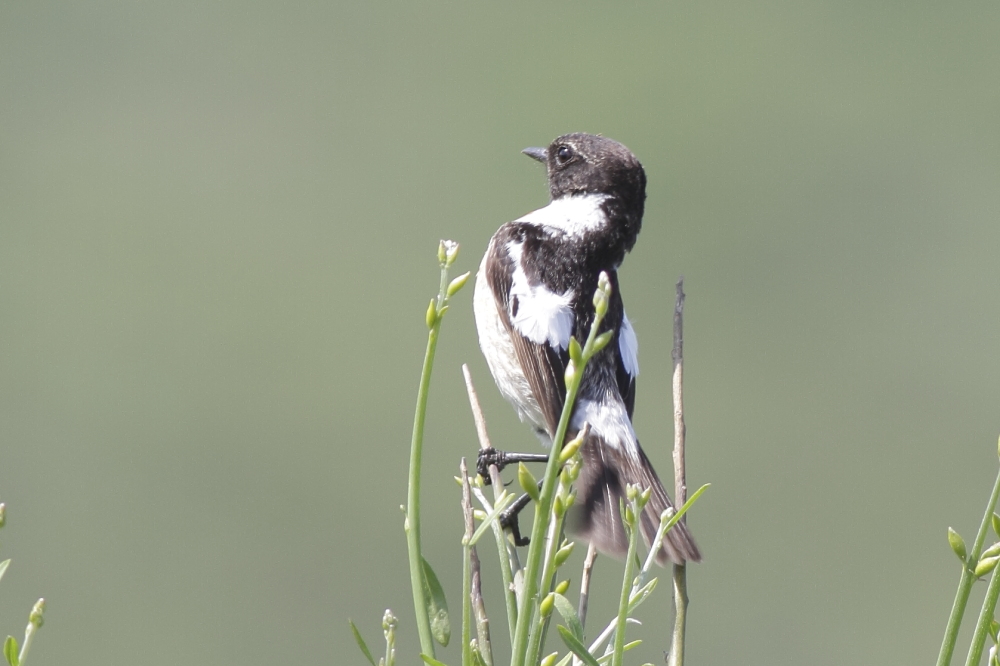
[447,271,471,297]
[382,608,398,632]
[990,619,1000,643]
[426,299,437,329]
[624,505,635,526]
[626,484,638,502]
[948,527,968,562]
[441,240,460,267]
[555,579,571,595]
[993,513,1000,538]
[553,495,565,518]
[976,555,1000,578]
[438,240,448,264]
[639,487,652,509]
[554,542,575,568]
[593,273,611,317]
[983,542,1000,559]
[540,592,555,618]
[560,430,586,463]
[29,598,45,628]
[473,509,487,521]
[568,337,583,364]
[592,330,614,353]
[564,490,576,509]
[564,360,577,386]
[540,653,558,666]
[518,463,540,503]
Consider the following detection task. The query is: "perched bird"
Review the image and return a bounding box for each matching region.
[473,133,701,565]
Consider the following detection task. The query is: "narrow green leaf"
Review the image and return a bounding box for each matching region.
[469,491,516,546]
[993,512,1000,538]
[0,560,10,584]
[557,625,601,666]
[348,620,378,666]
[4,636,18,666]
[989,618,1000,643]
[627,577,658,613]
[421,557,451,647]
[420,655,450,666]
[552,594,584,642]
[948,527,968,562]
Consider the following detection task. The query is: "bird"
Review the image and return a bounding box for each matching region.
[473,133,701,565]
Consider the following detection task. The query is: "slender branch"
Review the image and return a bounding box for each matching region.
[669,277,689,666]
[672,277,688,512]
[463,364,520,637]
[578,542,599,630]
[462,458,494,666]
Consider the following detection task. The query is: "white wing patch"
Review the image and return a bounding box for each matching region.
[619,312,639,378]
[507,241,575,349]
[516,194,609,237]
[571,396,637,451]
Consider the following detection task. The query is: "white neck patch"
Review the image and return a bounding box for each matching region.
[515,193,609,237]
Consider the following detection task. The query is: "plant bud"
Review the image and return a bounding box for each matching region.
[948,527,968,562]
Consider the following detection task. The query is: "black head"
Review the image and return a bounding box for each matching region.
[523,133,647,205]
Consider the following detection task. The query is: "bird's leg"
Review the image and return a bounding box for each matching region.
[476,448,549,484]
[499,481,545,547]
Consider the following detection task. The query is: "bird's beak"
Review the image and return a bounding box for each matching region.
[521,147,547,163]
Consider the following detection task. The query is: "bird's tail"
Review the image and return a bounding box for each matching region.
[568,433,701,565]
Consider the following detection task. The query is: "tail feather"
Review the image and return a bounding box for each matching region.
[568,434,701,565]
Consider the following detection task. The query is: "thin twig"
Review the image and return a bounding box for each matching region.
[461,458,494,666]
[462,364,522,635]
[669,277,689,666]
[578,542,599,630]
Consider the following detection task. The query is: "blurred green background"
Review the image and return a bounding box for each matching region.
[2,2,999,664]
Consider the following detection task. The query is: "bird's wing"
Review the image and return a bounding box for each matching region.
[483,226,572,435]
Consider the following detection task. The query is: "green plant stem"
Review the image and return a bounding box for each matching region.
[510,285,609,666]
[937,465,1000,666]
[668,564,688,666]
[407,319,439,658]
[406,251,463,660]
[965,561,1000,666]
[611,500,641,666]
[525,474,574,666]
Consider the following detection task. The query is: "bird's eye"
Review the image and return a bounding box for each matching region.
[555,145,574,163]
